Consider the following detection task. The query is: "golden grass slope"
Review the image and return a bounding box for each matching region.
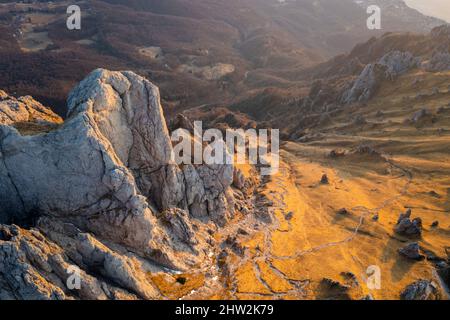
[226,69,450,300]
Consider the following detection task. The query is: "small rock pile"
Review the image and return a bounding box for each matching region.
[394,209,422,237]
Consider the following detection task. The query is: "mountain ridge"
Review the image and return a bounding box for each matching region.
[0,0,446,116]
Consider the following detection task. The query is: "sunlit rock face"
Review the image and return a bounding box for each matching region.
[0,69,234,273]
[0,69,241,299]
[65,69,234,225]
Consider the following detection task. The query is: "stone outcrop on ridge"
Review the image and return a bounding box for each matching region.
[0,69,239,299]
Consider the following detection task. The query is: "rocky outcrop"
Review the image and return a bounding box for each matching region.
[423,51,450,72]
[341,51,419,104]
[341,63,383,104]
[0,222,157,300]
[378,51,419,79]
[400,280,441,300]
[398,243,424,261]
[0,69,238,299]
[394,209,422,237]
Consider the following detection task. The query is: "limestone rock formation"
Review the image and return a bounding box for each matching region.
[341,63,383,104]
[398,243,424,261]
[0,69,238,299]
[0,221,156,300]
[400,280,441,300]
[1,68,233,224]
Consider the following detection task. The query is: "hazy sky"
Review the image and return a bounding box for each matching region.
[404,0,450,23]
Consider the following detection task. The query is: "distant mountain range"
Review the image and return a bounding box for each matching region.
[0,0,446,115]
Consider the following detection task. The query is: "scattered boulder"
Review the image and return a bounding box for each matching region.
[320,174,329,184]
[319,278,351,300]
[285,211,294,221]
[138,46,163,60]
[436,260,449,290]
[421,248,445,262]
[340,272,359,287]
[431,221,439,228]
[217,250,229,274]
[321,278,350,290]
[400,280,441,300]
[395,209,422,237]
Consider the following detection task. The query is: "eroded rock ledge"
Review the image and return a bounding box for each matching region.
[0,69,245,300]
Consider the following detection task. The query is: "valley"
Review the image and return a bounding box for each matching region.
[0,0,449,301]
[155,65,450,300]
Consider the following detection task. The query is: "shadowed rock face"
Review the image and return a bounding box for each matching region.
[0,92,63,224]
[0,69,242,300]
[0,69,234,277]
[0,91,62,126]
